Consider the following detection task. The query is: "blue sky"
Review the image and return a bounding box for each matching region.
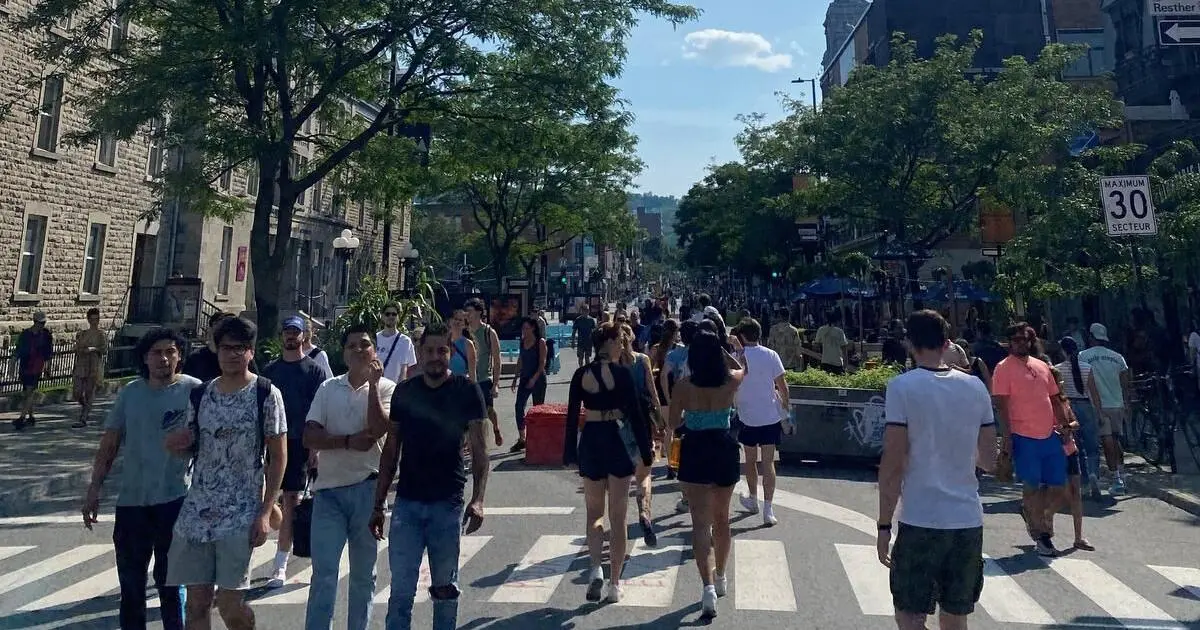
[615,1,829,198]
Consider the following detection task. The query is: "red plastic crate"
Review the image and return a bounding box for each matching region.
[524,403,568,465]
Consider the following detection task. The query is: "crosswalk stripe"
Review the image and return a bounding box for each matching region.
[1147,565,1200,601]
[1041,557,1180,627]
[0,545,110,599]
[18,566,119,611]
[257,542,371,605]
[149,545,276,608]
[373,535,491,605]
[0,546,35,562]
[734,540,797,612]
[978,555,1055,624]
[488,535,584,604]
[835,544,892,616]
[615,538,685,608]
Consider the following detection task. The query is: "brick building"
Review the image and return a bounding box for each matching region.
[0,0,408,337]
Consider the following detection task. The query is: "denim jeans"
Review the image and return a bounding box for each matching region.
[385,499,464,630]
[113,497,185,630]
[514,375,547,431]
[305,478,379,630]
[1069,400,1101,486]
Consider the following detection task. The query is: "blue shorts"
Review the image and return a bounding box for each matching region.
[1011,434,1067,488]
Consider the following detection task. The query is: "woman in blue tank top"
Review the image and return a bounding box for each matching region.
[448,309,477,378]
[667,330,745,620]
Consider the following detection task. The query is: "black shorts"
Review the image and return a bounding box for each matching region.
[1066,452,1081,477]
[577,421,636,481]
[738,421,782,447]
[281,438,309,493]
[890,523,984,616]
[677,429,740,487]
[477,379,495,409]
[20,373,40,390]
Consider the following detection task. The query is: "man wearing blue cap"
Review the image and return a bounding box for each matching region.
[263,315,330,587]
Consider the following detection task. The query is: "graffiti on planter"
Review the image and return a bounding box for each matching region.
[844,395,887,448]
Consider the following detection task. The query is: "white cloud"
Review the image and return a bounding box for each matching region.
[789,41,808,57]
[681,29,793,73]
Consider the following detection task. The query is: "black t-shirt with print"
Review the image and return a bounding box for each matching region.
[263,356,328,437]
[390,374,487,504]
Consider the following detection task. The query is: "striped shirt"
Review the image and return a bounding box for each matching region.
[1053,360,1092,400]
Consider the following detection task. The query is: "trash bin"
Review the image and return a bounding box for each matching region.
[524,403,569,465]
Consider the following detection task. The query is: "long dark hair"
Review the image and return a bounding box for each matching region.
[1059,336,1085,394]
[687,331,729,388]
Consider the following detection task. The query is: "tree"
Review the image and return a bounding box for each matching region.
[738,33,1121,291]
[10,0,696,333]
[433,94,643,285]
[410,208,466,279]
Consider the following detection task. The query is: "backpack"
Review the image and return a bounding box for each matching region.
[545,338,556,369]
[188,376,273,469]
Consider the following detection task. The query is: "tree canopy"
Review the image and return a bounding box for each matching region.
[9,0,696,332]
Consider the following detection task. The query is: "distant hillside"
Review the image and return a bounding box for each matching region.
[627,192,679,241]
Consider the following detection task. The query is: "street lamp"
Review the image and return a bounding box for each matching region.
[398,241,420,295]
[333,228,360,303]
[790,76,819,110]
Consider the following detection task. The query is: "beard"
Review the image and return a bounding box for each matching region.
[424,361,449,377]
[284,339,302,350]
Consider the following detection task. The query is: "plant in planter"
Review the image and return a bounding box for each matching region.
[317,273,444,375]
[780,365,902,462]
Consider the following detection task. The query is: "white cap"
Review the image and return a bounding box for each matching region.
[1089,323,1109,342]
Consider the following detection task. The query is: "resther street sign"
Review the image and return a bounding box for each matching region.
[1158,19,1200,45]
[1100,176,1158,237]
[1149,0,1200,15]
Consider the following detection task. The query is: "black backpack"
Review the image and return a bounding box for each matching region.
[188,376,274,469]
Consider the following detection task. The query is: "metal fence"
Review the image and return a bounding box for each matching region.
[0,334,142,396]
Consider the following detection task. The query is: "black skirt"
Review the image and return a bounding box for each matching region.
[677,428,740,487]
[577,421,636,481]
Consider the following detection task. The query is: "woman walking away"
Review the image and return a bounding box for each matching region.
[1055,337,1103,499]
[510,317,547,452]
[563,322,654,603]
[619,323,662,546]
[448,310,478,380]
[668,331,744,619]
[1045,355,1094,551]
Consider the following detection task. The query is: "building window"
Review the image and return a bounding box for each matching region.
[18,214,48,294]
[357,200,366,228]
[311,179,323,213]
[96,134,118,168]
[107,1,128,51]
[217,226,233,295]
[245,160,259,196]
[1058,29,1111,78]
[34,76,64,153]
[218,161,232,192]
[81,222,107,295]
[146,117,166,179]
[293,154,309,207]
[53,13,72,33]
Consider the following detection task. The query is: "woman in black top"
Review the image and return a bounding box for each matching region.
[563,322,654,605]
[509,317,547,452]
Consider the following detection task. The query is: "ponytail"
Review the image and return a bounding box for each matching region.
[1069,352,1085,395]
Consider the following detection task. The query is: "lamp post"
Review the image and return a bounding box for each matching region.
[332,228,361,304]
[398,241,420,296]
[790,76,819,110]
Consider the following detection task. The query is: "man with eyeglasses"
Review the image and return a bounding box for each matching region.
[378,302,417,383]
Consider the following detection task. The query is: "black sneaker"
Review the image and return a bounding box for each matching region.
[1036,535,1058,557]
[509,439,526,453]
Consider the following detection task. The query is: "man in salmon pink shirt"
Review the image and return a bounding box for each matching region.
[991,323,1068,558]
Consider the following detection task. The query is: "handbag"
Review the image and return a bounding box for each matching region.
[291,472,316,558]
[618,418,641,465]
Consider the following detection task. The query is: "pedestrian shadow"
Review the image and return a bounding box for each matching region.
[469,540,588,590]
[0,591,152,629]
[456,602,598,630]
[1045,615,1199,629]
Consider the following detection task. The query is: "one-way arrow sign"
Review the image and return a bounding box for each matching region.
[1159,19,1200,45]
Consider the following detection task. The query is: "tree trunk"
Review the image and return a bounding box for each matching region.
[248,166,297,337]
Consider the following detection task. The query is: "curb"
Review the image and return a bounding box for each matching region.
[1125,474,1200,517]
[0,464,93,518]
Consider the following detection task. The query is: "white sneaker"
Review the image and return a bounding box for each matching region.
[605,581,622,603]
[763,503,778,527]
[675,497,689,513]
[701,586,718,618]
[739,493,759,514]
[714,574,727,597]
[267,566,287,589]
[585,566,604,602]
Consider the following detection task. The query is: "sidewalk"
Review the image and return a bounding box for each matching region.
[1122,453,1200,517]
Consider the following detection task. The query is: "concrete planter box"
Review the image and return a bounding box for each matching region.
[779,385,887,462]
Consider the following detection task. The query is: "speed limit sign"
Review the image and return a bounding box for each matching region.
[1100,176,1157,236]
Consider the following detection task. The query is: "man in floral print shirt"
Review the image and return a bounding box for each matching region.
[165,316,287,630]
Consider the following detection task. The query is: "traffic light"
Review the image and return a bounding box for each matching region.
[771,271,779,279]
[560,276,568,285]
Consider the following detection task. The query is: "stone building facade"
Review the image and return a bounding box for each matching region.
[0,0,409,338]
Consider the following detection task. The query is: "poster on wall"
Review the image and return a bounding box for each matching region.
[489,294,522,340]
[162,277,203,337]
[235,246,248,282]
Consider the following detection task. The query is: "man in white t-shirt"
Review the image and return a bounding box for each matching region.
[733,318,790,527]
[377,303,417,383]
[1078,323,1130,495]
[878,309,997,629]
[814,311,849,373]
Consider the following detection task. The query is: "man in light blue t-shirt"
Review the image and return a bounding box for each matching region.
[1078,323,1130,495]
[82,328,201,630]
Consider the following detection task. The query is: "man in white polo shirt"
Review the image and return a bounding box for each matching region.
[877,309,997,629]
[303,323,397,630]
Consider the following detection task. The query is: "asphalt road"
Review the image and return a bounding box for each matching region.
[0,355,1198,630]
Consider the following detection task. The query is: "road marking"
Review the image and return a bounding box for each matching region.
[373,535,492,604]
[0,513,83,527]
[1147,565,1200,601]
[19,565,120,611]
[835,543,893,616]
[0,546,35,562]
[0,544,111,611]
[978,555,1055,624]
[256,541,368,605]
[734,539,797,612]
[616,538,685,608]
[738,483,875,537]
[488,535,583,604]
[1041,557,1181,628]
[487,507,575,515]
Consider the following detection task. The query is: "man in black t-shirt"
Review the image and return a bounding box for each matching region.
[371,322,489,630]
[262,316,328,588]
